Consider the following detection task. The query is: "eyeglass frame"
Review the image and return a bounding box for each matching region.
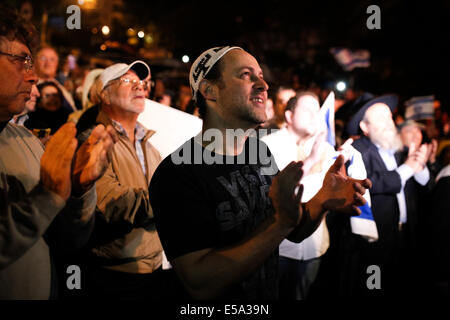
[0,51,33,72]
[106,76,153,91]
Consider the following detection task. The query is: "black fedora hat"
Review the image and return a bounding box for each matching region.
[346,93,398,136]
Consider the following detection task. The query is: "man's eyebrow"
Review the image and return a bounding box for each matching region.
[15,49,31,57]
[236,66,264,76]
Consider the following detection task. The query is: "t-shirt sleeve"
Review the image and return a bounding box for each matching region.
[149,161,219,261]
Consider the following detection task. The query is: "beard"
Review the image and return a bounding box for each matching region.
[238,103,267,126]
[370,126,403,151]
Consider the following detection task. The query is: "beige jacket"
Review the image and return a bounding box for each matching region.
[90,111,163,273]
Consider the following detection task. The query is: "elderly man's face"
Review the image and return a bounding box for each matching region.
[36,48,58,79]
[0,39,37,121]
[362,103,402,150]
[106,70,146,114]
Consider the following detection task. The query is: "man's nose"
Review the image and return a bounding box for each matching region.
[24,68,38,84]
[254,77,269,92]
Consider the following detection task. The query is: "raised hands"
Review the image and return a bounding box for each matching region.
[72,124,117,195]
[315,155,372,215]
[337,138,355,163]
[269,161,305,229]
[405,142,429,173]
[40,122,78,201]
[40,122,117,200]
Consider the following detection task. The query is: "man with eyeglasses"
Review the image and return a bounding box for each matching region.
[0,5,117,299]
[79,61,172,299]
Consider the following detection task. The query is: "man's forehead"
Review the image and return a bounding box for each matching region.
[366,102,392,118]
[39,47,57,57]
[124,70,138,77]
[0,38,31,55]
[297,95,320,110]
[222,49,262,73]
[112,69,139,82]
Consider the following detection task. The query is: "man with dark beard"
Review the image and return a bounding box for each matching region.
[345,94,431,297]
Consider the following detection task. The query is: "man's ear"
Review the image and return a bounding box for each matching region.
[100,89,110,105]
[198,80,217,102]
[285,110,293,125]
[359,120,369,135]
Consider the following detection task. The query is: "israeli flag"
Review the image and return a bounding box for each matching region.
[330,48,370,71]
[405,95,434,121]
[319,91,336,147]
[347,151,379,242]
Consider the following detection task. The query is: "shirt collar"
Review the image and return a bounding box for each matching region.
[110,119,147,141]
[374,142,396,155]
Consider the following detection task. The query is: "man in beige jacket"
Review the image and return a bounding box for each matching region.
[80,60,170,299]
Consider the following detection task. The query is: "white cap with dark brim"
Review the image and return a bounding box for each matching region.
[189,46,242,102]
[100,60,150,90]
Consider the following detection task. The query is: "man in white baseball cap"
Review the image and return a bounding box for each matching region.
[149,46,371,299]
[80,60,170,299]
[100,60,150,90]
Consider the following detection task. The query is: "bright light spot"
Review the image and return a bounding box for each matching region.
[336,81,346,92]
[182,55,190,63]
[78,0,85,5]
[101,25,110,36]
[100,44,107,51]
[137,31,145,38]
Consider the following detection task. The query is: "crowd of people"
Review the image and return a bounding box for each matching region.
[1,4,449,301]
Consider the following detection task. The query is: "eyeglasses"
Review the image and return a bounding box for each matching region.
[0,51,33,72]
[118,77,153,90]
[38,56,57,63]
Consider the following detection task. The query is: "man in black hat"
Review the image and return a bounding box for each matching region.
[346,94,431,296]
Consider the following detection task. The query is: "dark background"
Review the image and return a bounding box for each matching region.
[8,0,450,111]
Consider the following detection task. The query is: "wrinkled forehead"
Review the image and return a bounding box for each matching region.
[0,38,31,55]
[114,69,139,81]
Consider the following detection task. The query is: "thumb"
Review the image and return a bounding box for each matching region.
[408,142,416,156]
[339,138,354,151]
[329,154,346,176]
[86,124,106,145]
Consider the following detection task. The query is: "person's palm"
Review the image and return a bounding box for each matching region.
[72,125,116,194]
[319,155,371,215]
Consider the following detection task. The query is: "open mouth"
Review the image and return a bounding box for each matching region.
[250,97,264,104]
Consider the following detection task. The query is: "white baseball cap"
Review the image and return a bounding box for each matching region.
[100,60,150,90]
[189,46,242,101]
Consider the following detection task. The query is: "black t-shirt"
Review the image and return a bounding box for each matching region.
[149,136,279,299]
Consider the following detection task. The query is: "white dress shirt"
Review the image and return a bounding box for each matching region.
[376,145,430,223]
[262,127,335,260]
